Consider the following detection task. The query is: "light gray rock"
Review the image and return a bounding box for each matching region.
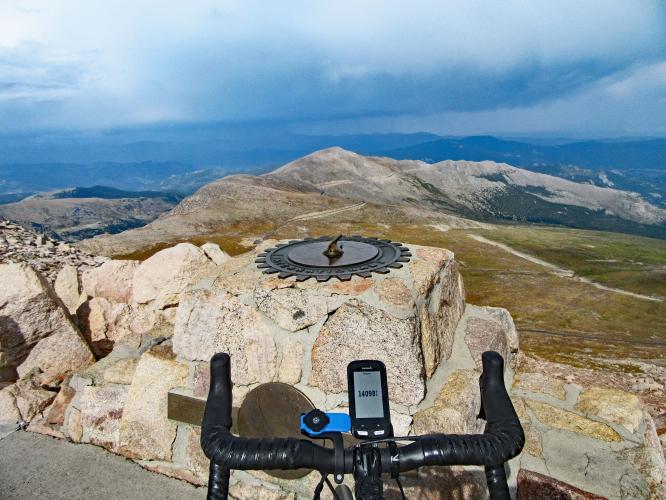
[255,287,329,332]
[278,338,304,384]
[413,369,481,435]
[131,243,216,306]
[0,263,92,372]
[81,259,139,303]
[173,289,277,386]
[412,248,466,377]
[118,345,188,461]
[310,300,425,406]
[77,297,133,357]
[54,265,82,315]
[10,377,57,421]
[79,384,128,452]
[200,242,231,266]
[0,385,20,423]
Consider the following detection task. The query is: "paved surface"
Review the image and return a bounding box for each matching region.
[0,430,207,500]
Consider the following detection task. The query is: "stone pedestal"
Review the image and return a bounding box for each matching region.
[3,239,662,499]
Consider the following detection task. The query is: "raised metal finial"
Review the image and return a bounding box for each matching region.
[322,235,344,258]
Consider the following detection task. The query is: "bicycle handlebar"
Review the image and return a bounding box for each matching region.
[201,351,524,499]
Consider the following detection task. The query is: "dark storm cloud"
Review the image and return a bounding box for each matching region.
[1,1,665,135]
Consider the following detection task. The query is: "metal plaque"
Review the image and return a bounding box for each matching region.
[237,383,315,479]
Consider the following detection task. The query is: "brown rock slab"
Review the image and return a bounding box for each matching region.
[192,362,210,398]
[46,386,75,425]
[11,377,57,421]
[516,469,606,499]
[326,277,374,295]
[575,386,643,434]
[118,345,188,460]
[310,300,424,406]
[526,400,622,442]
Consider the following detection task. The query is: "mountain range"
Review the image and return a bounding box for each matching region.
[79,148,666,256]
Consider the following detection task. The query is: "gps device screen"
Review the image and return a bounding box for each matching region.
[347,360,392,439]
[353,371,384,418]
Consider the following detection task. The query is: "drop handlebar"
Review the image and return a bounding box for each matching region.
[201,351,524,500]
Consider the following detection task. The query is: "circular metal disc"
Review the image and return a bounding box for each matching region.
[288,240,379,267]
[237,383,314,479]
[257,235,411,281]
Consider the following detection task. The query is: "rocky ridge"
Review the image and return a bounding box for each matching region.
[1,234,664,498]
[80,148,666,257]
[0,219,108,282]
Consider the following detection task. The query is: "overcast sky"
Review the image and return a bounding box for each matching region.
[1,1,665,137]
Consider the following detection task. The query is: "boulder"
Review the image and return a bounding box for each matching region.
[254,287,330,332]
[414,254,465,378]
[17,324,94,380]
[201,242,231,266]
[513,372,566,400]
[278,338,304,385]
[81,259,139,303]
[526,399,622,442]
[79,384,128,452]
[131,243,216,306]
[77,297,133,357]
[310,300,425,406]
[0,385,20,422]
[10,377,57,421]
[575,386,643,434]
[412,369,481,434]
[54,265,82,315]
[173,289,277,386]
[46,386,75,425]
[0,263,92,375]
[118,345,188,460]
[464,313,511,371]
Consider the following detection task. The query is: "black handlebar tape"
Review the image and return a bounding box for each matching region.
[200,353,344,474]
[396,352,524,470]
[207,462,229,500]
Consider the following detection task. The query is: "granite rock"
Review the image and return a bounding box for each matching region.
[173,289,277,386]
[310,300,424,406]
[118,345,188,460]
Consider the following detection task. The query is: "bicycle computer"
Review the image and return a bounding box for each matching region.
[347,360,392,439]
